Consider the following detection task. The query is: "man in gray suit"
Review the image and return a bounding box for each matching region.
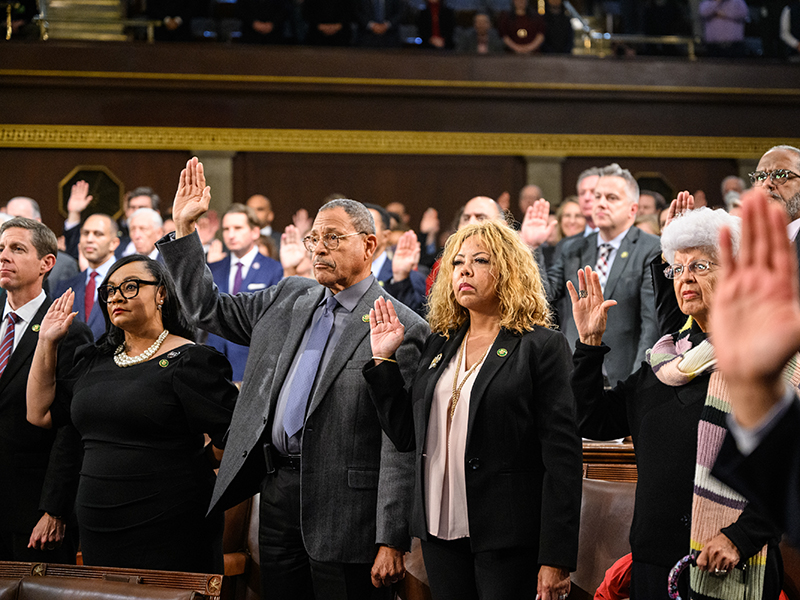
[159,158,428,600]
[547,163,660,385]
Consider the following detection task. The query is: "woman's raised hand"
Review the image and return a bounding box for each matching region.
[664,190,695,231]
[39,289,77,344]
[567,266,617,346]
[369,297,405,364]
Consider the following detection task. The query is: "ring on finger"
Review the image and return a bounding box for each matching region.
[578,289,588,299]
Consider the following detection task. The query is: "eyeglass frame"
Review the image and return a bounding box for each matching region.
[663,260,718,280]
[302,231,368,253]
[748,169,800,186]
[98,279,161,303]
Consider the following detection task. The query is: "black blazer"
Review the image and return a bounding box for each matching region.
[0,294,92,550]
[364,324,582,568]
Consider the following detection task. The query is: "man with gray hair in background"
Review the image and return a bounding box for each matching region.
[127,208,164,260]
[547,163,661,385]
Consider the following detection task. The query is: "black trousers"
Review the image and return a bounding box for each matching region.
[420,535,539,600]
[258,468,392,600]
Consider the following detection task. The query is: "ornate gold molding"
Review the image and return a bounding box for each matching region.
[2,68,799,97]
[1,125,797,158]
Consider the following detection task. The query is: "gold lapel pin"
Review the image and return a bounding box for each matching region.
[159,359,169,368]
[497,348,508,357]
[361,314,370,323]
[429,353,442,369]
[620,251,629,258]
[32,324,40,332]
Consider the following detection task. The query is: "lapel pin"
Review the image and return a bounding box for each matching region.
[497,348,508,357]
[159,359,169,368]
[167,351,181,359]
[32,324,40,332]
[620,251,629,258]
[252,262,260,270]
[429,353,442,369]
[361,314,370,323]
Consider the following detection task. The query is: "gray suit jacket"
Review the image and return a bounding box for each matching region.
[158,232,429,563]
[548,227,661,385]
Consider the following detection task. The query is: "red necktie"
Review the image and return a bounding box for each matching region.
[85,271,98,319]
[0,312,20,377]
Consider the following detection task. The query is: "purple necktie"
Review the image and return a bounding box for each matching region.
[283,297,338,439]
[0,312,20,377]
[232,262,244,295]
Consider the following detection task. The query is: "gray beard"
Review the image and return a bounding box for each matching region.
[785,191,800,221]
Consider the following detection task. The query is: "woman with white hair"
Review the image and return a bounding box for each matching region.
[570,208,785,599]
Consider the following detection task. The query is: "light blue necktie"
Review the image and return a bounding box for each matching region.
[283,297,338,439]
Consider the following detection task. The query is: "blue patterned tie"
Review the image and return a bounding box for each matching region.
[283,297,338,439]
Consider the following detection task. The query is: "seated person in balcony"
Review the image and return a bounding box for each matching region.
[27,256,238,573]
[147,0,194,41]
[303,0,353,46]
[456,12,504,54]
[416,0,456,49]
[239,0,287,44]
[572,207,784,600]
[542,0,573,53]
[698,0,749,56]
[355,0,402,47]
[498,0,545,54]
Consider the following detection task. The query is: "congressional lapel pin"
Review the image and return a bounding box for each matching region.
[32,324,40,332]
[252,262,260,270]
[167,350,181,359]
[159,359,169,368]
[620,251,629,259]
[429,353,442,369]
[361,314,370,323]
[496,348,508,357]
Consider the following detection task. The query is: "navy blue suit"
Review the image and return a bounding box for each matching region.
[206,252,283,381]
[375,255,427,317]
[54,271,109,342]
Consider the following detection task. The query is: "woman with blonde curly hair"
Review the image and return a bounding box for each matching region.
[364,220,582,600]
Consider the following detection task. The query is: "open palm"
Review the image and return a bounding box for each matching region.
[173,157,211,235]
[369,297,405,360]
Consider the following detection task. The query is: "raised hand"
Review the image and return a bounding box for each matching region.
[292,208,313,233]
[66,180,93,222]
[710,187,800,427]
[567,267,617,346]
[391,230,420,282]
[206,239,227,263]
[280,225,307,271]
[369,297,405,363]
[39,289,77,345]
[520,199,556,249]
[664,191,695,231]
[172,157,211,238]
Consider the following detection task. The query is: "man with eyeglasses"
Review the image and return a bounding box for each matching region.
[0,217,92,564]
[159,158,428,600]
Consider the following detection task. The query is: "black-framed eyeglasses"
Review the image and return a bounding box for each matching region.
[748,169,800,186]
[302,231,367,253]
[663,260,717,280]
[98,279,160,303]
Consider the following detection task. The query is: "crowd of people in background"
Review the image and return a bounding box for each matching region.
[2,144,800,600]
[8,0,800,59]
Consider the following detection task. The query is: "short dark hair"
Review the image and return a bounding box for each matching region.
[97,255,195,352]
[363,203,391,230]
[223,203,261,230]
[126,187,160,212]
[0,217,57,259]
[82,213,119,238]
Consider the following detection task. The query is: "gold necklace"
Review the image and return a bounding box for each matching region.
[449,332,493,420]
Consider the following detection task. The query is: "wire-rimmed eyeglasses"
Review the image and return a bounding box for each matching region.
[663,260,717,280]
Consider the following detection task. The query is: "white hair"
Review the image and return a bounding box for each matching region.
[130,207,163,229]
[660,207,740,264]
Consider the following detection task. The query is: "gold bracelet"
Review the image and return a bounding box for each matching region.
[372,356,397,364]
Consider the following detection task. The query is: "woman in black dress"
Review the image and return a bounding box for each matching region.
[27,255,237,573]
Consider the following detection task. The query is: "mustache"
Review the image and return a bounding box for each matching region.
[314,258,335,268]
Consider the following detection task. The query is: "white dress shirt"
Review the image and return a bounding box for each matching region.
[228,245,260,293]
[1,290,46,353]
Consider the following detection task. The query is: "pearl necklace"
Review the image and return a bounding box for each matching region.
[113,329,169,368]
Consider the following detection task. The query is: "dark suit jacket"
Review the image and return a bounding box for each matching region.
[713,399,800,549]
[548,227,661,385]
[53,271,107,342]
[363,324,582,566]
[158,231,429,563]
[0,293,92,559]
[206,252,283,381]
[375,257,427,317]
[416,4,456,48]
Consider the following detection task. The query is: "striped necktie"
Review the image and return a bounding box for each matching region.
[595,243,613,291]
[0,312,21,377]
